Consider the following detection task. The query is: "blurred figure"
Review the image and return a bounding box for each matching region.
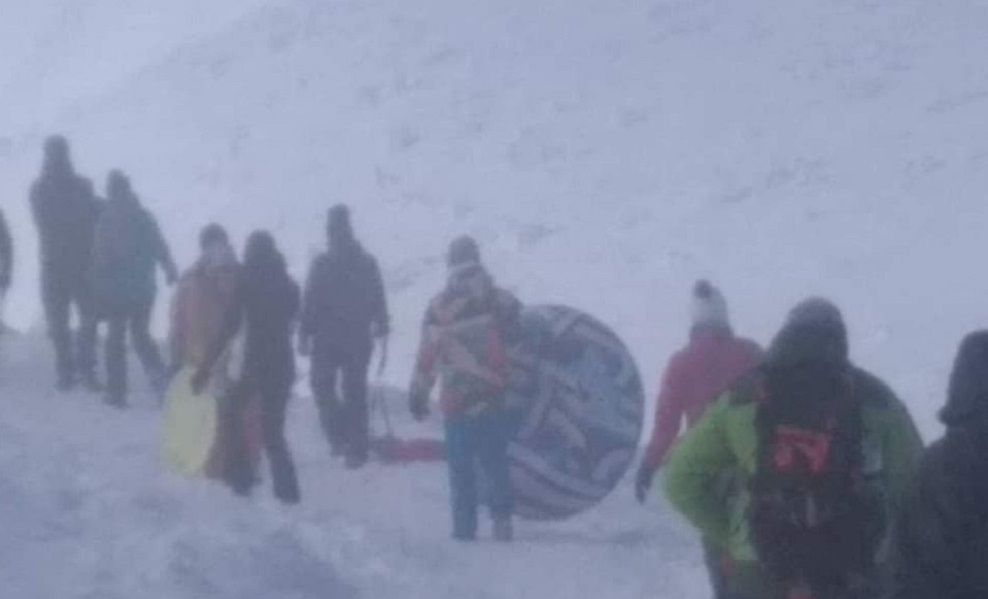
[170,224,250,493]
[665,299,923,599]
[0,208,12,313]
[92,170,177,407]
[240,231,301,504]
[300,204,389,469]
[635,280,762,597]
[891,332,988,599]
[409,236,521,542]
[29,136,103,391]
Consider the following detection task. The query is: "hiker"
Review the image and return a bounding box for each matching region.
[240,231,301,504]
[170,224,252,494]
[29,136,103,391]
[664,298,923,599]
[409,235,521,542]
[890,331,988,599]
[634,280,762,597]
[299,204,389,469]
[92,170,177,407]
[0,208,12,303]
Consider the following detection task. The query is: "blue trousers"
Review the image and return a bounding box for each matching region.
[444,410,514,539]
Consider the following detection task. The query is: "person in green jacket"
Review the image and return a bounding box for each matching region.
[664,298,923,599]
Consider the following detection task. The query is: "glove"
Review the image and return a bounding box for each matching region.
[190,367,210,396]
[634,464,655,504]
[409,392,430,422]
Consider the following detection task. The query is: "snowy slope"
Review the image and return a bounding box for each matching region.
[1,0,988,596]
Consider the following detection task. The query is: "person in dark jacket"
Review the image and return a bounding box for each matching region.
[299,204,389,469]
[409,235,521,542]
[29,136,103,391]
[0,208,12,302]
[240,231,301,504]
[92,170,177,406]
[891,331,988,599]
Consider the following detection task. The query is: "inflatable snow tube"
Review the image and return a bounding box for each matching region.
[505,305,644,520]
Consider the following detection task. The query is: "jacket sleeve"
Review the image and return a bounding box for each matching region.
[643,354,689,471]
[0,211,11,292]
[881,398,925,516]
[299,258,321,341]
[151,216,178,282]
[663,397,736,548]
[889,451,960,599]
[410,304,440,399]
[369,256,389,335]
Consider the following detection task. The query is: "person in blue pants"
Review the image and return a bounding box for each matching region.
[408,236,521,542]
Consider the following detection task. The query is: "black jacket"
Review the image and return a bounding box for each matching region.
[243,264,300,393]
[30,171,101,274]
[300,243,387,352]
[890,426,988,599]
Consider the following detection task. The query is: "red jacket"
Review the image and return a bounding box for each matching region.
[642,328,762,470]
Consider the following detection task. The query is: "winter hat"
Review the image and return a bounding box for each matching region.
[691,280,730,329]
[327,204,356,250]
[43,135,72,175]
[447,235,481,268]
[106,170,136,204]
[199,223,229,251]
[768,297,848,367]
[941,331,988,427]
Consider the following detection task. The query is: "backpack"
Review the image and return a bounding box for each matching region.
[749,364,883,595]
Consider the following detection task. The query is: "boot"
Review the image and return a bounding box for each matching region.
[104,392,127,409]
[492,516,513,542]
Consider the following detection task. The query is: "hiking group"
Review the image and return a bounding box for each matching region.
[5,136,987,598]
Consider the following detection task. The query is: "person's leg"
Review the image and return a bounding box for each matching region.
[104,309,128,407]
[129,297,166,393]
[341,344,372,467]
[476,408,514,540]
[73,277,100,390]
[261,384,300,504]
[310,348,345,455]
[42,270,74,389]
[444,417,479,540]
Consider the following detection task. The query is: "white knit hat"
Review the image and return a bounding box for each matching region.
[691,280,730,329]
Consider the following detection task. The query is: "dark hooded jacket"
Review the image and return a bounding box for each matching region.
[300,207,388,353]
[664,299,923,598]
[890,332,988,599]
[91,172,176,310]
[241,232,300,392]
[30,138,102,275]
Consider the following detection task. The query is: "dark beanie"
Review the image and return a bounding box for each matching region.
[447,235,480,268]
[199,223,229,250]
[328,204,355,249]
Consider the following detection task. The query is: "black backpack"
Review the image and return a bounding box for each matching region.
[749,364,882,595]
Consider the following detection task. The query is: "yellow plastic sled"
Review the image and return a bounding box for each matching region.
[162,367,219,477]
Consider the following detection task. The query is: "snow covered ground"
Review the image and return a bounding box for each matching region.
[0,331,702,599]
[1,0,988,596]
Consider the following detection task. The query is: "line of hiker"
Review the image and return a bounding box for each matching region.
[11,136,988,596]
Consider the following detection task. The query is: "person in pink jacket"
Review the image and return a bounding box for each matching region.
[635,280,762,598]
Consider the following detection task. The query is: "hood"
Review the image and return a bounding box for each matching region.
[766,297,848,369]
[941,331,988,429]
[327,204,358,254]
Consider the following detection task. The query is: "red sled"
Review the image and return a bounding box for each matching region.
[371,434,446,464]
